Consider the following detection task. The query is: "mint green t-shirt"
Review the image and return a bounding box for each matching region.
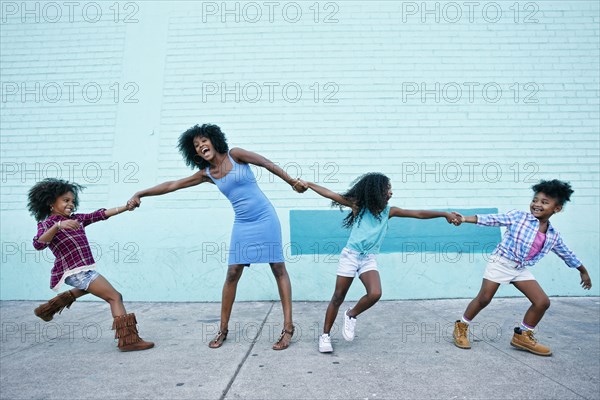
[346,206,390,255]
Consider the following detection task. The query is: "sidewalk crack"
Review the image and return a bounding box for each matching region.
[220,301,274,400]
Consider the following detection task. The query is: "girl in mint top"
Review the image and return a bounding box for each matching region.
[346,205,391,255]
[307,173,461,352]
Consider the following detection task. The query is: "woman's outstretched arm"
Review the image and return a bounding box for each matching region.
[128,170,209,208]
[231,147,307,192]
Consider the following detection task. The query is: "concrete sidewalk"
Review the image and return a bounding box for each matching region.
[1,297,599,400]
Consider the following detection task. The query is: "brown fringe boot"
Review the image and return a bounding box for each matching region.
[34,290,77,321]
[112,313,154,352]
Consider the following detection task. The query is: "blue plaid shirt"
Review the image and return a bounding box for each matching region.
[477,210,582,269]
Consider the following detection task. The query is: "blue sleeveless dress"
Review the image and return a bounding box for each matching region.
[206,151,285,266]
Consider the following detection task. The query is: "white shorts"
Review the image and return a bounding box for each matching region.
[483,255,536,284]
[336,247,378,278]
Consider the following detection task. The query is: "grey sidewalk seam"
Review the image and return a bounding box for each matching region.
[220,301,274,400]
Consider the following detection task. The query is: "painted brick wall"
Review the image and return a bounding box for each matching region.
[1,1,598,301]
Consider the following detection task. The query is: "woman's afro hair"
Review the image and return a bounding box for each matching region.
[178,124,229,170]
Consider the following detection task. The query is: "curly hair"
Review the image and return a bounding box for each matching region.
[531,179,574,206]
[178,124,229,170]
[333,172,391,228]
[27,178,85,221]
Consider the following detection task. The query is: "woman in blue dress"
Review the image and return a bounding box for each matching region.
[128,124,306,350]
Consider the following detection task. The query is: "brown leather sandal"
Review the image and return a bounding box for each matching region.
[272,326,295,351]
[209,330,228,349]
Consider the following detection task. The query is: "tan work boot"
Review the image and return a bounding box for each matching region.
[112,313,155,352]
[453,320,471,349]
[510,327,552,356]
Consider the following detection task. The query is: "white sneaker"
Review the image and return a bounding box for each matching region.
[319,333,333,353]
[342,309,356,341]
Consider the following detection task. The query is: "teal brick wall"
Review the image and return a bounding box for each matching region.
[1,1,598,301]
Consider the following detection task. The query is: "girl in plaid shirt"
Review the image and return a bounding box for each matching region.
[28,178,154,352]
[453,179,592,356]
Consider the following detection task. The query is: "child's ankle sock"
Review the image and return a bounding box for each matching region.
[520,322,535,332]
[461,315,472,325]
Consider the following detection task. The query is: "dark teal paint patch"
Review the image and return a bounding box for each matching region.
[290,209,501,255]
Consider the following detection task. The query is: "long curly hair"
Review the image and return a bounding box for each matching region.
[178,124,229,170]
[333,173,391,228]
[531,179,574,206]
[28,178,84,221]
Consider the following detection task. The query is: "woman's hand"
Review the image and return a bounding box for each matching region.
[292,179,308,193]
[127,194,142,209]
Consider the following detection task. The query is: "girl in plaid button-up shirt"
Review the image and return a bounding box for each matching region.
[28,178,154,352]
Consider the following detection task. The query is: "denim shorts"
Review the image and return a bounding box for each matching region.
[336,247,378,278]
[64,269,100,290]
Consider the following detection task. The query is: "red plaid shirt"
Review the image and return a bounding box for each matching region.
[33,209,108,289]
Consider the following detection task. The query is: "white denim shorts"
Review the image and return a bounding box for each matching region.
[336,247,379,278]
[483,255,535,284]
